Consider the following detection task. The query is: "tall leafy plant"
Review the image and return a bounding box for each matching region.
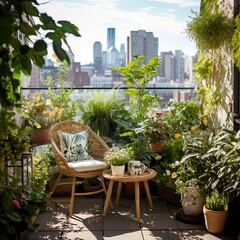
[112,56,161,123]
[41,63,79,121]
[78,89,127,139]
[0,0,80,139]
[111,56,161,161]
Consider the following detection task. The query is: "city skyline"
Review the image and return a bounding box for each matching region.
[38,0,200,64]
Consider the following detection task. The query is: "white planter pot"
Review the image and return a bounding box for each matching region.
[111,165,125,177]
[182,186,205,215]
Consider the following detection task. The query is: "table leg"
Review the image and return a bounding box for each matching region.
[143,180,153,209]
[134,181,140,223]
[116,181,122,205]
[103,180,114,217]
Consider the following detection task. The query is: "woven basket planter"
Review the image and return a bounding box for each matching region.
[203,205,228,234]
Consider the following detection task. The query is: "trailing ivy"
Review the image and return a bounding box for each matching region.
[232,12,240,71]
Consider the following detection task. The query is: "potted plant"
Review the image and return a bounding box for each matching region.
[185,8,233,52]
[104,147,131,176]
[203,191,229,234]
[21,92,64,145]
[175,128,214,216]
[136,113,173,151]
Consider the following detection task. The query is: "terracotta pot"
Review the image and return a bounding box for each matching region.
[150,140,164,151]
[31,128,51,145]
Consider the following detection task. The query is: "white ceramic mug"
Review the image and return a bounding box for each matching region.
[128,160,145,176]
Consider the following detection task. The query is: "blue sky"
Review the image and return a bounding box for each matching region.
[38,0,200,64]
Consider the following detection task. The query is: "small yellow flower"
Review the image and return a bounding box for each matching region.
[171,172,177,179]
[170,163,175,168]
[46,99,52,105]
[53,107,59,113]
[203,118,208,126]
[191,126,198,132]
[155,155,162,161]
[174,133,181,140]
[165,170,171,176]
[48,111,54,118]
[57,109,64,119]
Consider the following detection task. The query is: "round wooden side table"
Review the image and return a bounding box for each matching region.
[102,168,157,223]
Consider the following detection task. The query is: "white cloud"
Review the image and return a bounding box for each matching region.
[150,0,200,8]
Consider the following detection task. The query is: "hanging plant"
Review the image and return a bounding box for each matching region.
[185,9,233,51]
[232,12,240,71]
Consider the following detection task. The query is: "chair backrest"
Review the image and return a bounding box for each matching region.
[48,120,109,176]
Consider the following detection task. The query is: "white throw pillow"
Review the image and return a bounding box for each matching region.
[59,130,91,162]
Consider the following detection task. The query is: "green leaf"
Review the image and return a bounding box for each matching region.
[22,1,39,17]
[6,212,21,222]
[0,19,12,44]
[19,21,36,36]
[40,13,57,29]
[33,40,47,55]
[20,55,32,76]
[58,20,81,37]
[53,41,70,64]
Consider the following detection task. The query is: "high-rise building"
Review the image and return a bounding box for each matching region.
[107,28,115,50]
[159,51,174,82]
[93,41,103,74]
[174,50,185,82]
[127,30,158,63]
[119,43,126,66]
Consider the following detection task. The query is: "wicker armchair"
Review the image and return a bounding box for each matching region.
[48,120,111,216]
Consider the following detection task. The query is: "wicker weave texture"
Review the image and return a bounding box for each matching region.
[48,120,109,178]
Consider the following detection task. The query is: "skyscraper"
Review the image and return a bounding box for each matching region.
[174,50,185,81]
[159,51,174,82]
[127,30,158,63]
[93,41,103,74]
[107,28,115,50]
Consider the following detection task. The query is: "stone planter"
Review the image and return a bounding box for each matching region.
[182,186,205,216]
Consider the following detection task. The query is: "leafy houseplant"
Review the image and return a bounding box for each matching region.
[201,127,240,198]
[203,191,229,234]
[136,113,173,151]
[175,128,214,215]
[205,191,228,211]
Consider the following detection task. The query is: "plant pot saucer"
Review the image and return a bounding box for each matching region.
[175,208,204,224]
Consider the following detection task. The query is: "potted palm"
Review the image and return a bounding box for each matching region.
[104,147,131,177]
[203,191,229,234]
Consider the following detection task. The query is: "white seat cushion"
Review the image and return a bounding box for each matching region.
[68,159,107,172]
